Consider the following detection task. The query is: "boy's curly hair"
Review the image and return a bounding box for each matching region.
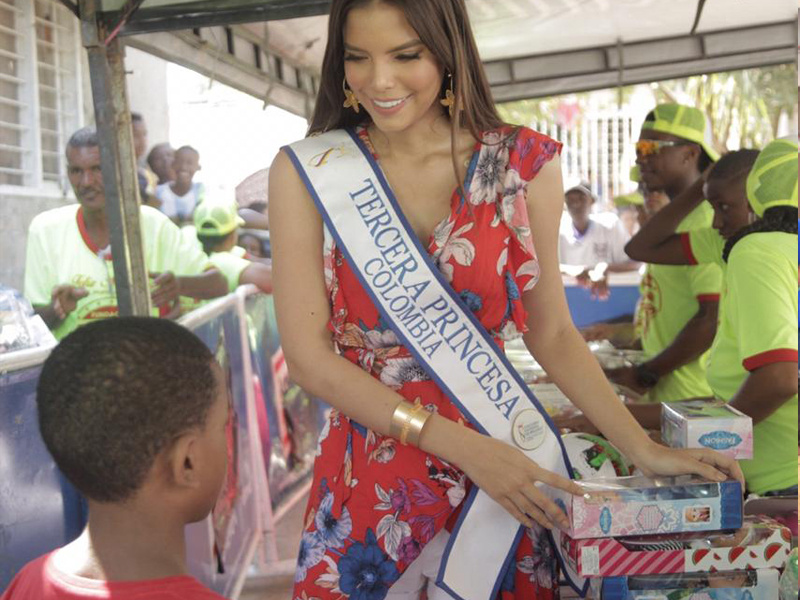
[37,317,217,502]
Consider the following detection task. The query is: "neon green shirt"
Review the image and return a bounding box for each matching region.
[706,232,798,494]
[24,204,212,339]
[685,227,726,268]
[209,251,250,292]
[637,204,722,403]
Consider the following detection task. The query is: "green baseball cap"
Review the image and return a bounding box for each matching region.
[613,191,644,207]
[641,103,720,163]
[194,198,245,236]
[745,138,798,217]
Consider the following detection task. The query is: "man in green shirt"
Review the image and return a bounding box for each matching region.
[24,127,228,339]
[623,141,798,495]
[606,104,723,420]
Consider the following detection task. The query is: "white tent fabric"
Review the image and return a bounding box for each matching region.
[470,0,792,60]
[129,0,796,114]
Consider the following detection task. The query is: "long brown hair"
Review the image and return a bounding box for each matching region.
[308,0,505,144]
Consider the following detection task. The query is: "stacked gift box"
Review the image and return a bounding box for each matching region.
[551,475,793,599]
[661,399,754,459]
[555,476,791,600]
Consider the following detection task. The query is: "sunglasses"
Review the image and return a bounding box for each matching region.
[635,139,690,157]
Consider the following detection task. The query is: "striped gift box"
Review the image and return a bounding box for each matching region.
[564,516,791,577]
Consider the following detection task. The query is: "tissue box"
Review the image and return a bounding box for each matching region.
[551,475,742,539]
[661,399,753,459]
[562,515,790,577]
[594,568,779,600]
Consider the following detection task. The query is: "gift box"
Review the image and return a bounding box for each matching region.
[661,399,753,459]
[593,568,779,600]
[550,474,742,539]
[562,515,790,577]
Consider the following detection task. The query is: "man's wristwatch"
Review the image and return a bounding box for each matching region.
[634,363,660,388]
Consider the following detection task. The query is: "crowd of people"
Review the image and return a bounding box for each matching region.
[2,0,796,599]
[20,115,272,341]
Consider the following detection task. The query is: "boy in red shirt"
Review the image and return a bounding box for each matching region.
[1,317,229,599]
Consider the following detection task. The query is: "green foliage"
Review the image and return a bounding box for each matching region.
[497,65,796,150]
[653,65,796,151]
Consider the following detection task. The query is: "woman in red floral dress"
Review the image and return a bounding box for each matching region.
[268,1,743,599]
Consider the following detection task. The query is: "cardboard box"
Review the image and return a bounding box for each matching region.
[562,515,791,577]
[594,568,779,600]
[662,399,753,459]
[550,475,742,539]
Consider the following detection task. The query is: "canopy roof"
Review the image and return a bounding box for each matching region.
[112,0,794,113]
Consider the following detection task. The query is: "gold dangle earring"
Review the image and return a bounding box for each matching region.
[343,76,360,113]
[440,72,455,118]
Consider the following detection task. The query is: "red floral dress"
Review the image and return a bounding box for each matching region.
[292,125,563,600]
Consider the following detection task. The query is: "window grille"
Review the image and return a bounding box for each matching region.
[0,0,81,189]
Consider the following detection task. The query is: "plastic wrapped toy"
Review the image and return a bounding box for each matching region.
[0,286,55,354]
[595,568,779,599]
[549,474,742,539]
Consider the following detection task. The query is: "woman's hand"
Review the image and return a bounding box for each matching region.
[458,431,583,531]
[633,441,745,489]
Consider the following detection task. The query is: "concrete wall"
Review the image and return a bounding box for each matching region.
[125,46,170,149]
[2,190,75,292]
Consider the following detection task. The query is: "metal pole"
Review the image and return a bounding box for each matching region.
[80,0,151,317]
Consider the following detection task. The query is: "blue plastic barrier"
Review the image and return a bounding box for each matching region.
[564,284,640,327]
[0,348,85,591]
[0,291,275,597]
[244,293,328,514]
[180,295,264,597]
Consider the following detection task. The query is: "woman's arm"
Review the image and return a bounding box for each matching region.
[520,156,742,484]
[268,150,580,530]
[624,176,705,264]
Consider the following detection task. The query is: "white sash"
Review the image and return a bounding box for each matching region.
[284,129,587,599]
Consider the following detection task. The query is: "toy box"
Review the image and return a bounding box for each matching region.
[561,515,790,577]
[550,474,742,539]
[661,399,753,459]
[593,568,779,600]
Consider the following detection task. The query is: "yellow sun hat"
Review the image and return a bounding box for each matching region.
[641,103,720,163]
[745,138,798,217]
[613,191,644,207]
[194,198,246,236]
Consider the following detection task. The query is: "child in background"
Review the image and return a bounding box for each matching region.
[194,198,273,294]
[1,317,228,600]
[156,145,204,225]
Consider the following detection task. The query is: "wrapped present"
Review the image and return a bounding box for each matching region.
[550,474,742,539]
[662,399,753,459]
[593,568,779,600]
[561,515,790,577]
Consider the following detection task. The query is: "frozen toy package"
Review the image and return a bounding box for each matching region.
[550,474,742,539]
[561,515,790,577]
[593,568,779,600]
[661,399,753,459]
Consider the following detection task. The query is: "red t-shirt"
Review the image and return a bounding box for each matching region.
[1,553,226,599]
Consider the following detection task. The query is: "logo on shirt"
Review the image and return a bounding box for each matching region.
[636,269,662,338]
[592,242,609,260]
